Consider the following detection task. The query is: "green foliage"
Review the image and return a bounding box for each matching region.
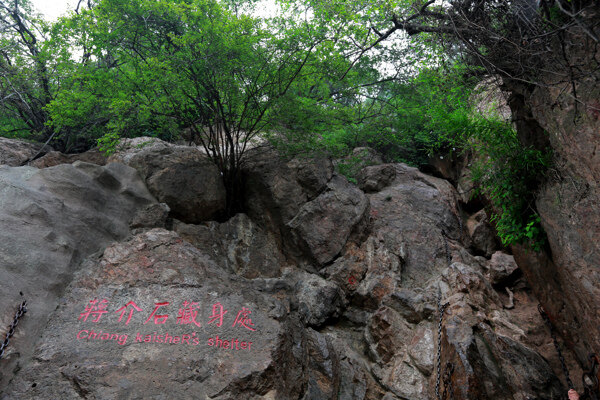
[0,0,553,242]
[466,118,551,251]
[97,131,120,156]
[335,149,379,183]
[269,55,550,250]
[282,64,477,167]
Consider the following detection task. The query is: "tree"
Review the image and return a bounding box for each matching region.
[49,0,346,213]
[0,0,51,140]
[290,0,599,97]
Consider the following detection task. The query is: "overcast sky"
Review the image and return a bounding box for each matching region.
[31,0,73,20]
[30,0,279,20]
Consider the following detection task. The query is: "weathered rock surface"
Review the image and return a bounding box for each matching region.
[288,175,369,266]
[113,142,226,223]
[349,147,383,166]
[30,149,107,168]
[500,20,600,373]
[0,161,156,389]
[173,213,286,278]
[466,209,498,257]
[2,230,289,400]
[439,262,563,399]
[295,272,346,326]
[130,203,171,229]
[485,251,519,286]
[0,137,52,166]
[244,147,360,264]
[107,136,172,165]
[0,150,570,399]
[243,147,334,229]
[357,164,396,193]
[320,163,563,399]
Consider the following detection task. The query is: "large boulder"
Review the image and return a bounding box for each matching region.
[242,147,336,260]
[358,164,396,193]
[0,162,156,389]
[112,140,226,223]
[243,147,334,228]
[106,136,172,165]
[295,272,346,326]
[1,230,292,399]
[322,163,564,399]
[30,149,107,168]
[466,209,499,257]
[174,213,286,278]
[288,175,369,266]
[0,137,52,166]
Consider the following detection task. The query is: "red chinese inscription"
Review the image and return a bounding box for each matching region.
[207,302,228,327]
[144,302,170,325]
[232,307,256,331]
[176,301,202,327]
[115,301,142,325]
[77,299,258,331]
[79,299,109,322]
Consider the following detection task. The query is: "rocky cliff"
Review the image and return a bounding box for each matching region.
[499,15,600,389]
[0,137,579,399]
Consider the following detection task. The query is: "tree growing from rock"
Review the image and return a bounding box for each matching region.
[49,0,370,213]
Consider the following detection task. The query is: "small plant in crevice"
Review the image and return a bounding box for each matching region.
[335,148,380,184]
[97,132,121,156]
[467,118,551,251]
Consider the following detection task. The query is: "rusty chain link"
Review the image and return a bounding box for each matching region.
[442,362,455,400]
[0,300,27,361]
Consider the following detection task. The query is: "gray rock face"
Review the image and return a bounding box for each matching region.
[322,164,564,399]
[439,263,564,399]
[1,230,288,400]
[243,147,334,229]
[30,149,107,168]
[0,162,156,389]
[288,175,369,266]
[130,202,170,229]
[174,213,286,278]
[114,144,226,223]
[0,137,52,166]
[486,251,519,285]
[358,164,396,193]
[107,136,172,165]
[496,22,600,373]
[0,151,568,399]
[296,273,346,326]
[300,329,339,400]
[466,209,498,257]
[349,147,383,166]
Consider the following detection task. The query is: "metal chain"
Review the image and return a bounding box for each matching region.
[442,362,455,400]
[582,354,599,400]
[436,231,453,400]
[435,291,447,400]
[537,304,574,389]
[442,231,452,266]
[0,301,28,361]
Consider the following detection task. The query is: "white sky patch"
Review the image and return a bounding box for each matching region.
[31,0,73,20]
[31,0,279,20]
